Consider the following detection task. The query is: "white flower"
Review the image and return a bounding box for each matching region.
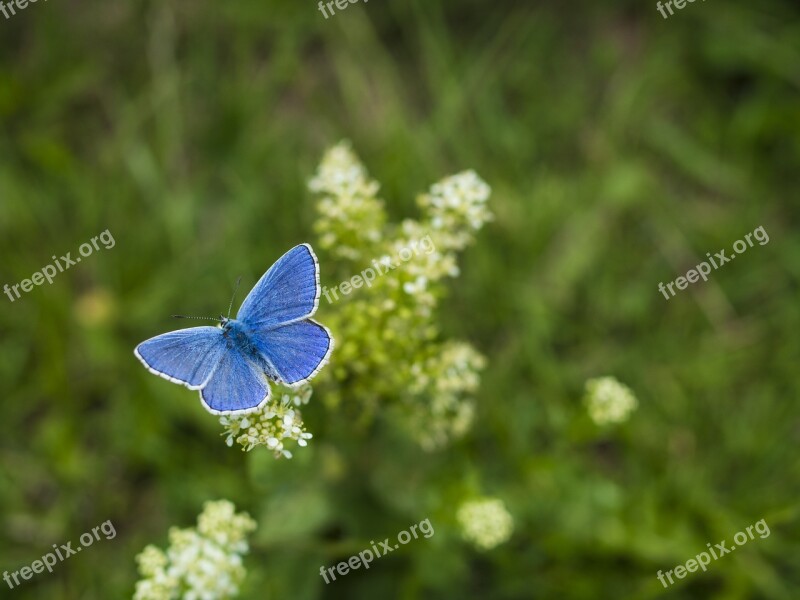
[308,141,380,199]
[457,497,514,551]
[406,342,485,450]
[418,171,493,252]
[584,376,638,426]
[219,384,313,456]
[309,141,386,261]
[134,546,178,600]
[134,501,256,600]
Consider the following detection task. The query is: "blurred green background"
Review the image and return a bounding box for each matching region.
[1,0,799,598]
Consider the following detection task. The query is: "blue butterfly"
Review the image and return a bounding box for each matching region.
[135,244,334,415]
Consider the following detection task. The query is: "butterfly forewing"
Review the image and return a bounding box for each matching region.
[134,327,226,389]
[236,244,321,330]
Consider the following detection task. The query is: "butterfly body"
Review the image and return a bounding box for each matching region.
[219,318,284,383]
[135,244,333,415]
[220,318,253,352]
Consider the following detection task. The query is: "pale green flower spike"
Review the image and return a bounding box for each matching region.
[584,376,638,426]
[310,141,492,449]
[407,342,486,450]
[134,500,257,600]
[457,497,514,551]
[219,384,313,456]
[309,141,385,261]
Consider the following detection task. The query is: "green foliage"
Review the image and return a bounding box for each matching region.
[0,0,799,599]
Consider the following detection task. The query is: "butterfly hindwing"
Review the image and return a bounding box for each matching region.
[249,319,333,386]
[134,327,226,389]
[237,244,320,329]
[199,344,271,414]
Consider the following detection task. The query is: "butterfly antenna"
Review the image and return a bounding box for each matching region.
[171,315,223,322]
[227,276,242,319]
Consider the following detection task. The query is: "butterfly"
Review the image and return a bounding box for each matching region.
[134,244,334,415]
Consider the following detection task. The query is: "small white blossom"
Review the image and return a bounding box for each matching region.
[134,501,257,600]
[584,376,638,426]
[134,546,177,600]
[407,342,485,450]
[309,141,386,260]
[418,171,493,252]
[308,141,380,199]
[457,497,514,551]
[219,385,313,456]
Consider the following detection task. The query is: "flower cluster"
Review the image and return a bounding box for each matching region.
[134,500,257,600]
[583,376,638,426]
[219,385,313,457]
[405,342,486,450]
[310,142,491,448]
[456,497,514,551]
[309,141,385,261]
[418,170,493,251]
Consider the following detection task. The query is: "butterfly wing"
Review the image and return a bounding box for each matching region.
[199,345,270,414]
[249,319,334,386]
[236,243,333,386]
[236,244,321,329]
[135,327,226,389]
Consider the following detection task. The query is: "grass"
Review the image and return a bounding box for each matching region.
[0,0,799,598]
